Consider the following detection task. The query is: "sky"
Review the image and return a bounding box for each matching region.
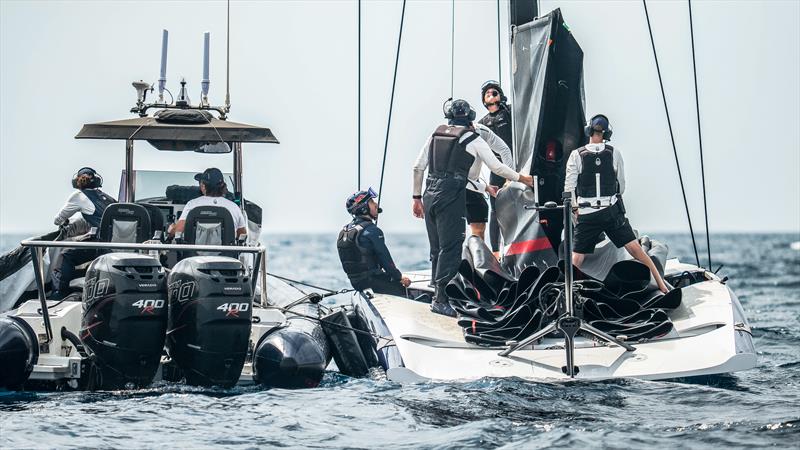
[1,0,798,235]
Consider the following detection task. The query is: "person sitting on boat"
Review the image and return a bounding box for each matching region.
[411,99,534,317]
[337,188,411,297]
[167,167,247,238]
[51,167,117,299]
[478,80,514,259]
[565,114,670,293]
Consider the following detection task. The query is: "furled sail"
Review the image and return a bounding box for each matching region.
[497,8,587,275]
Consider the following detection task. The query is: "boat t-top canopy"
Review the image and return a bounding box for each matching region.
[75,116,279,145]
[73,109,279,202]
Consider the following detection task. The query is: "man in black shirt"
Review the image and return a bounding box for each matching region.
[338,188,411,297]
[478,81,513,259]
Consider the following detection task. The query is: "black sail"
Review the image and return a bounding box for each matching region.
[497,8,587,275]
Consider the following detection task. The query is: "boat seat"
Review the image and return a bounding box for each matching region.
[137,203,166,240]
[179,205,237,258]
[98,203,152,245]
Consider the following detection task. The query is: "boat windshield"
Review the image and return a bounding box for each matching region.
[132,170,233,201]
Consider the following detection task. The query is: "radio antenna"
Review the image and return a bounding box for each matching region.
[224,0,231,112]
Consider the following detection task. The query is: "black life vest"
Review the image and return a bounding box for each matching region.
[427,125,478,178]
[576,145,618,198]
[478,108,513,153]
[81,189,117,228]
[337,221,379,282]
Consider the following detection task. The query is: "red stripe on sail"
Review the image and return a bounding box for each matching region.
[505,237,552,256]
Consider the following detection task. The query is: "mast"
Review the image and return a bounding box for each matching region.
[509,0,537,27]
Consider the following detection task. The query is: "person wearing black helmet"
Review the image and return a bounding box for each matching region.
[51,167,117,299]
[412,99,533,317]
[337,188,411,296]
[168,167,247,239]
[478,80,514,258]
[565,114,670,293]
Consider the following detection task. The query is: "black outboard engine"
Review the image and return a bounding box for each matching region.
[0,316,39,389]
[80,253,168,389]
[167,256,253,387]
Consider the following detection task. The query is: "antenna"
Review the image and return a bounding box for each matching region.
[224,0,231,112]
[201,32,210,106]
[158,29,169,102]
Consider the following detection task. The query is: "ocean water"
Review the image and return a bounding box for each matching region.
[1,232,798,448]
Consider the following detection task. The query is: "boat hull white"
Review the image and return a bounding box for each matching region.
[355,262,756,382]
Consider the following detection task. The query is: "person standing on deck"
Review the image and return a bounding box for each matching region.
[466,121,514,245]
[412,99,533,317]
[564,114,670,293]
[337,188,411,297]
[478,81,514,259]
[51,167,117,299]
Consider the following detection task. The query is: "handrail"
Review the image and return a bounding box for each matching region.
[22,239,266,345]
[21,240,264,253]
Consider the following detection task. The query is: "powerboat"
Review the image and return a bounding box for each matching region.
[0,30,331,391]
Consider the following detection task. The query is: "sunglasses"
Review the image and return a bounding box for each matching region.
[485,90,499,97]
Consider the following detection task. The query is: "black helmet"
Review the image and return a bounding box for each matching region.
[346,187,378,217]
[443,99,476,122]
[583,114,613,140]
[72,167,103,189]
[480,80,507,106]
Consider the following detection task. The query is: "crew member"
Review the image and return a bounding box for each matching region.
[565,114,670,293]
[412,99,533,317]
[337,188,411,296]
[168,168,247,238]
[478,81,514,258]
[52,167,117,299]
[466,121,513,243]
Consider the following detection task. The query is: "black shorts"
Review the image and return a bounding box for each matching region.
[573,202,637,254]
[465,189,488,224]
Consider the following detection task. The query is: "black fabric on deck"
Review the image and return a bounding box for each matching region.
[449,238,680,347]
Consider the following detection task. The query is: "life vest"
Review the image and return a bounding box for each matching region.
[576,145,618,198]
[427,125,478,178]
[478,108,513,152]
[81,189,116,228]
[337,221,379,282]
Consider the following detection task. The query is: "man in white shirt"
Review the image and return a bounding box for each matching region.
[168,168,247,238]
[411,99,533,316]
[564,114,669,293]
[465,122,514,243]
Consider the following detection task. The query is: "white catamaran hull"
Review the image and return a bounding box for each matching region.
[354,261,756,382]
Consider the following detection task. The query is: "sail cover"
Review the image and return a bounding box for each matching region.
[497,8,587,275]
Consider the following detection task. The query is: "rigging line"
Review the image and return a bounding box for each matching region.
[265,272,349,295]
[450,0,455,98]
[376,0,407,224]
[642,0,701,268]
[358,0,362,190]
[688,0,711,270]
[496,0,502,81]
[225,0,231,111]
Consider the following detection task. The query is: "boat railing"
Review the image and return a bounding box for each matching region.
[20,239,268,344]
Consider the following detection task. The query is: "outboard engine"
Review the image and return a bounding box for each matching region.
[80,253,168,389]
[0,316,39,389]
[166,256,253,387]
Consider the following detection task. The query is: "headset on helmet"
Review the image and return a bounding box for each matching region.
[71,167,103,189]
[443,98,476,122]
[480,80,507,106]
[584,114,613,141]
[346,187,381,217]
